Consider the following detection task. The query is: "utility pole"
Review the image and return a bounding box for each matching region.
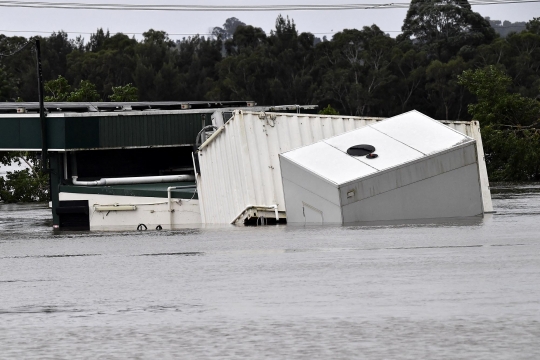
[35,39,47,171]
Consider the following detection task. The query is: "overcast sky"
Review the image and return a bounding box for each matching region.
[0,0,538,41]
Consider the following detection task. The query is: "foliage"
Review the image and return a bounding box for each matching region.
[401,0,495,61]
[44,75,71,101]
[66,80,101,101]
[109,83,138,101]
[319,104,339,115]
[458,66,540,126]
[481,126,540,181]
[0,152,48,203]
[459,66,540,180]
[212,17,246,40]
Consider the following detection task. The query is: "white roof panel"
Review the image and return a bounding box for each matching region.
[323,126,424,171]
[373,110,471,155]
[281,142,377,184]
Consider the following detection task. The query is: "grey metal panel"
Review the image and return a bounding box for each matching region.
[282,178,343,224]
[338,143,478,206]
[281,141,377,185]
[341,163,483,223]
[375,111,471,155]
[280,156,341,206]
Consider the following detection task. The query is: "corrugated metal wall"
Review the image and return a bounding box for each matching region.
[197,111,493,224]
[98,113,210,148]
[0,113,212,150]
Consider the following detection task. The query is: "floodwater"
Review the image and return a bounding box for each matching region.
[1,185,539,359]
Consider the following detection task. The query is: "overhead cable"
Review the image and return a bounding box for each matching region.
[0,0,539,11]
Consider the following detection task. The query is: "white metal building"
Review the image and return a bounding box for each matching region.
[279,111,484,224]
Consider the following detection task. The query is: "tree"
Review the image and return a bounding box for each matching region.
[425,57,469,120]
[0,65,17,101]
[458,66,540,180]
[392,43,428,113]
[458,65,540,126]
[0,152,48,203]
[44,75,71,101]
[401,0,495,61]
[212,17,247,40]
[478,125,540,181]
[225,25,267,55]
[109,83,138,101]
[319,104,339,115]
[67,80,101,101]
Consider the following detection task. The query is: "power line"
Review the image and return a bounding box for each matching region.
[0,21,530,38]
[0,0,538,11]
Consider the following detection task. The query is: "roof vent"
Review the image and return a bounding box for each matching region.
[347,144,375,157]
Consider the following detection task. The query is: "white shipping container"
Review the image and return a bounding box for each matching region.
[196,110,492,224]
[280,111,484,224]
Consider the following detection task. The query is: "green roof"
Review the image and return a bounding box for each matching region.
[0,112,211,151]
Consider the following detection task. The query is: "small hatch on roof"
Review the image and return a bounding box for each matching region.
[347,144,375,156]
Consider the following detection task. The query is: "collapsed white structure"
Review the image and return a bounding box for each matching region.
[196,110,492,225]
[279,110,484,224]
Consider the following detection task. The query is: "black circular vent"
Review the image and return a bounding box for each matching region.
[347,144,375,156]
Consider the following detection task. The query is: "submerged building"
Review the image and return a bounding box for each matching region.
[279,111,484,224]
[0,102,492,230]
[0,101,315,230]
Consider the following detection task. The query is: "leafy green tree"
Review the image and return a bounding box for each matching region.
[459,66,540,180]
[0,152,48,203]
[212,17,247,40]
[154,62,181,101]
[392,43,428,113]
[526,17,540,35]
[319,104,339,115]
[425,57,469,120]
[317,26,395,116]
[109,83,138,101]
[479,126,540,181]
[401,0,495,61]
[504,25,540,98]
[0,65,17,101]
[458,65,540,126]
[67,80,101,101]
[42,31,75,80]
[44,75,71,101]
[86,28,110,52]
[225,25,267,55]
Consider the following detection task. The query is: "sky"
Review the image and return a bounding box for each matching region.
[0,0,538,41]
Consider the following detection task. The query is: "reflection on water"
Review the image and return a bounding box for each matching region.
[0,184,539,359]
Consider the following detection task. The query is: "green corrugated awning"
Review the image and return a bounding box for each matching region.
[0,112,211,151]
[59,182,198,199]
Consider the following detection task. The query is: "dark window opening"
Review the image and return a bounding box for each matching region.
[347,144,375,157]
